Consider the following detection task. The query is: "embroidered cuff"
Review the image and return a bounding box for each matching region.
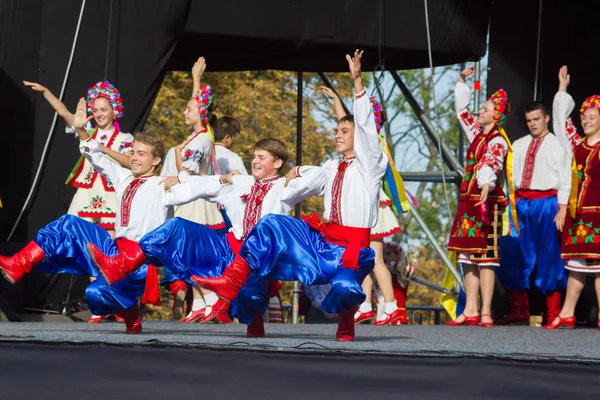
[354,89,367,99]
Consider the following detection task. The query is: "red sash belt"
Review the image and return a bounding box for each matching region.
[302,212,371,270]
[515,189,557,200]
[141,265,162,306]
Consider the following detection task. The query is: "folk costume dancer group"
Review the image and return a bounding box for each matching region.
[4,53,600,340]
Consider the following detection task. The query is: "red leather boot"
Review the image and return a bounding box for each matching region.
[0,241,45,284]
[337,306,359,342]
[495,290,530,325]
[247,312,265,338]
[87,238,146,285]
[190,255,251,302]
[116,305,142,334]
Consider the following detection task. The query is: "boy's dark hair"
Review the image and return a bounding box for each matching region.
[213,116,242,142]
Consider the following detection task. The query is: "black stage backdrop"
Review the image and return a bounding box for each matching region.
[0,0,490,243]
[488,0,600,143]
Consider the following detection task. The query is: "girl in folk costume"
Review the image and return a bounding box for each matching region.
[24,80,132,324]
[447,66,514,328]
[160,57,227,323]
[23,81,133,234]
[546,66,600,330]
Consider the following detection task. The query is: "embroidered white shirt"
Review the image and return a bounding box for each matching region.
[512,133,571,205]
[179,168,325,240]
[303,91,388,229]
[81,139,221,241]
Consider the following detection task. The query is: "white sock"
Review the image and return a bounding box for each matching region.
[203,292,218,306]
[191,298,206,311]
[358,303,372,313]
[384,300,398,315]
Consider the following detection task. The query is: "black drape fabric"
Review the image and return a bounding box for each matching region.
[488,0,600,143]
[1,0,489,241]
[0,0,189,241]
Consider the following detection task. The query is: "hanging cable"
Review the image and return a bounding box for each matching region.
[423,0,453,222]
[104,0,114,81]
[7,0,87,241]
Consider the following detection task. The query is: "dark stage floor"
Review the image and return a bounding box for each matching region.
[0,322,598,399]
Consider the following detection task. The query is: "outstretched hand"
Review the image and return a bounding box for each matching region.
[160,176,180,192]
[320,86,337,100]
[459,66,475,83]
[346,49,364,81]
[73,98,93,129]
[192,57,206,80]
[284,167,299,187]
[221,169,241,185]
[558,65,570,92]
[23,81,48,93]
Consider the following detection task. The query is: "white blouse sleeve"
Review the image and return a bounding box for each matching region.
[552,91,581,154]
[66,121,93,138]
[455,82,480,143]
[475,135,508,191]
[181,136,210,174]
[116,133,135,154]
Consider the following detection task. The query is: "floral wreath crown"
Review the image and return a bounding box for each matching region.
[194,85,214,125]
[489,89,507,126]
[580,95,600,117]
[370,96,383,133]
[86,81,124,119]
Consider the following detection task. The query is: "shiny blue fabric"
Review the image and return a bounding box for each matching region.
[34,215,114,277]
[32,215,147,315]
[140,218,234,281]
[498,197,567,293]
[139,217,268,323]
[85,266,147,315]
[232,275,269,325]
[240,214,375,314]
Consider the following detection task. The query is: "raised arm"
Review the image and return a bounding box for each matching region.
[73,98,129,185]
[348,50,388,179]
[191,57,206,97]
[321,86,347,119]
[553,66,581,153]
[97,133,134,169]
[455,67,480,143]
[24,81,90,140]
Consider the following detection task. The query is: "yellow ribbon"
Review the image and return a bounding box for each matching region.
[497,126,519,235]
[379,135,410,212]
[568,157,579,218]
